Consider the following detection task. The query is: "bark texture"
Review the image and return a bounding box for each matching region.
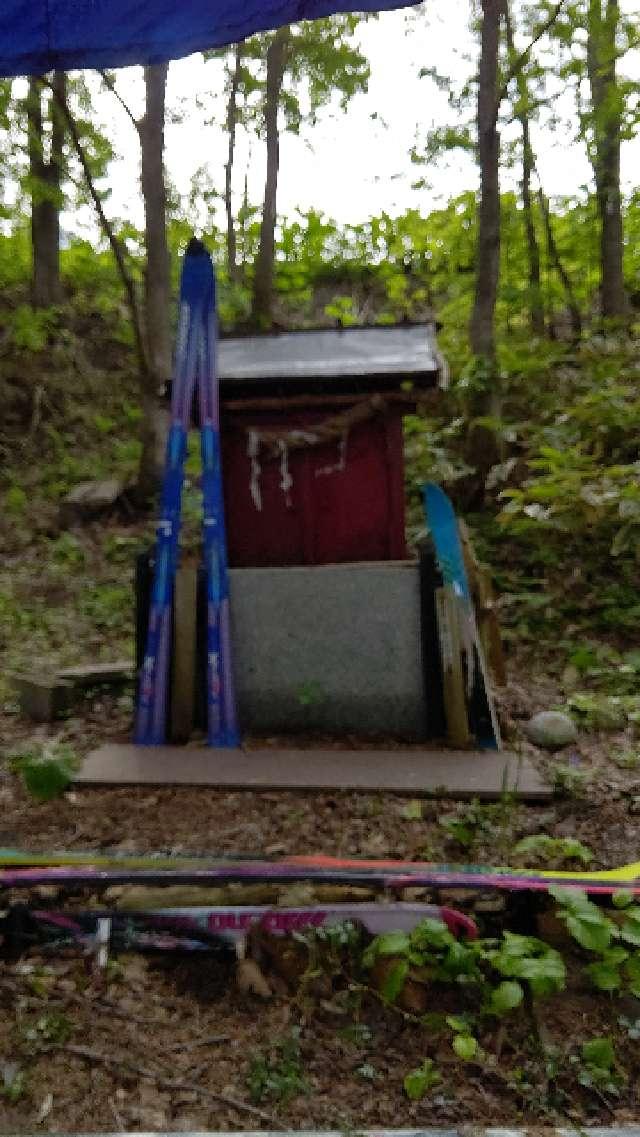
[28,72,65,308]
[251,27,290,328]
[504,3,544,336]
[465,0,502,503]
[138,62,172,502]
[225,45,243,285]
[587,0,626,319]
[538,188,582,340]
[469,0,502,363]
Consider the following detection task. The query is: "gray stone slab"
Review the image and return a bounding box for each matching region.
[228,562,426,739]
[76,744,550,799]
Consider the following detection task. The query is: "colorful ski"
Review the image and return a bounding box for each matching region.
[3,902,477,958]
[135,238,238,747]
[0,852,639,896]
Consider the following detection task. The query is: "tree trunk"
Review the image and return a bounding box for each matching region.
[469,0,501,362]
[251,27,290,328]
[28,73,65,308]
[587,0,625,319]
[138,62,171,503]
[538,188,582,339]
[504,3,544,336]
[465,0,502,503]
[225,44,243,285]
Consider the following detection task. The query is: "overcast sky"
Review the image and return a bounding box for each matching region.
[63,0,640,235]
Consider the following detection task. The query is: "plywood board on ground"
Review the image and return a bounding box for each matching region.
[76,744,550,799]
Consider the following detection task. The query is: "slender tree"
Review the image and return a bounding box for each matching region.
[26,72,66,308]
[100,64,171,500]
[504,2,544,336]
[469,0,502,364]
[224,45,244,284]
[249,16,370,327]
[251,27,290,327]
[538,187,583,338]
[586,0,626,317]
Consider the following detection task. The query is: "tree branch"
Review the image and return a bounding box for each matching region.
[496,0,567,114]
[98,69,141,132]
[61,1045,276,1124]
[43,78,151,383]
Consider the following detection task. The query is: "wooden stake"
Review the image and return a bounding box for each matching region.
[435,587,471,748]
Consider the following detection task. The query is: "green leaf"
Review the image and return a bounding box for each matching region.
[613,890,635,909]
[584,947,627,992]
[402,800,423,820]
[489,980,524,1015]
[619,909,640,946]
[403,1059,441,1100]
[581,1037,615,1072]
[550,888,614,952]
[381,959,409,1003]
[370,931,411,958]
[452,1033,478,1060]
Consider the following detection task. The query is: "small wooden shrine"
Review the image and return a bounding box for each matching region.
[216,323,447,567]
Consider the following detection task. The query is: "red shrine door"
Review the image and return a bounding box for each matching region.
[221,408,407,567]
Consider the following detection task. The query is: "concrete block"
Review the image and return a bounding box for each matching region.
[228,562,426,739]
[11,673,75,723]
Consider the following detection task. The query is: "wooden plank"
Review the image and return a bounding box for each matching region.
[57,662,134,688]
[75,744,551,799]
[435,588,471,748]
[458,519,507,686]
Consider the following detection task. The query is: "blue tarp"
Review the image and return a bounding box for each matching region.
[0,0,413,77]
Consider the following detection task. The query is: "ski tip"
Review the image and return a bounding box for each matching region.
[186,236,208,258]
[181,238,215,307]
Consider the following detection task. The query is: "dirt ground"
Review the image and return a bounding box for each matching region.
[1,670,640,1131]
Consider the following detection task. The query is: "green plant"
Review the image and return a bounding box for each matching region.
[571,1037,624,1095]
[439,798,495,849]
[9,741,79,802]
[513,834,593,867]
[446,1015,479,1060]
[363,918,565,1028]
[403,1058,441,1099]
[50,532,87,570]
[550,762,589,798]
[324,295,358,326]
[4,486,28,516]
[484,932,566,999]
[81,584,131,630]
[551,888,640,996]
[246,1029,309,1105]
[20,1012,72,1054]
[10,304,59,351]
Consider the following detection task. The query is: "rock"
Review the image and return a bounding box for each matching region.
[59,478,123,526]
[524,710,578,750]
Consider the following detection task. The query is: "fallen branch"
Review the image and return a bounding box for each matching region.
[166,1034,230,1051]
[61,1044,276,1123]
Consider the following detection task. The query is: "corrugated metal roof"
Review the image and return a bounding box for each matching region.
[218,324,441,383]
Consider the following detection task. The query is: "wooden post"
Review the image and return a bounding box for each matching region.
[435,587,472,748]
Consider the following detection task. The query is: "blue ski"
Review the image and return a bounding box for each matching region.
[135,239,238,747]
[422,483,501,750]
